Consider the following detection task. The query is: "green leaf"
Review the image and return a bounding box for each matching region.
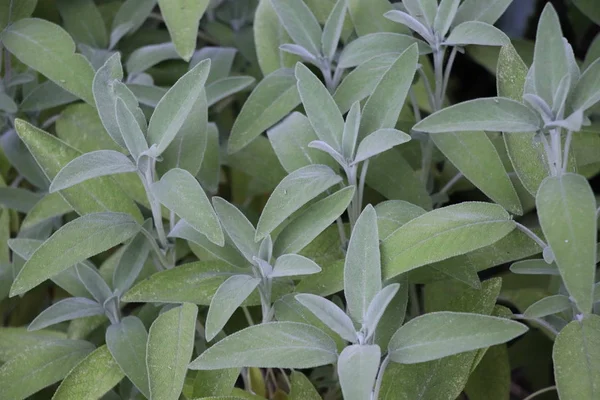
[359,45,418,138]
[353,129,411,164]
[338,33,428,69]
[0,92,18,113]
[116,98,149,161]
[536,174,597,313]
[445,21,509,46]
[21,192,72,230]
[147,304,198,400]
[212,197,259,263]
[295,62,344,150]
[151,168,224,246]
[255,165,342,241]
[228,68,300,154]
[388,311,527,363]
[19,80,78,112]
[49,150,137,193]
[53,345,124,400]
[148,59,211,155]
[571,58,600,113]
[509,259,559,275]
[523,295,571,319]
[464,344,510,400]
[28,298,105,331]
[125,42,180,74]
[0,339,94,400]
[1,18,95,104]
[0,0,36,30]
[0,187,42,213]
[271,0,322,57]
[0,327,66,363]
[10,212,140,296]
[346,0,406,36]
[532,4,569,107]
[288,371,321,400]
[341,102,361,160]
[553,314,600,400]
[110,0,157,48]
[207,76,255,107]
[15,119,143,221]
[205,275,260,341]
[189,322,337,370]
[106,316,150,397]
[113,226,151,294]
[295,293,357,342]
[381,202,515,279]
[192,368,240,398]
[158,0,209,61]
[364,283,400,336]
[338,344,380,400]
[321,0,346,61]
[271,254,321,277]
[573,0,600,26]
[56,0,108,48]
[434,0,460,37]
[197,123,221,194]
[430,131,522,215]
[384,10,434,43]
[453,0,513,25]
[413,98,541,133]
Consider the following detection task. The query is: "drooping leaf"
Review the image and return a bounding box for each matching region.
[338,344,381,400]
[28,297,105,331]
[158,0,209,61]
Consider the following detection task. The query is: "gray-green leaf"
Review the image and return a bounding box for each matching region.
[523,295,572,319]
[271,0,323,57]
[445,21,509,46]
[212,197,259,263]
[158,0,209,61]
[28,297,105,331]
[337,344,381,400]
[353,129,411,164]
[295,293,357,343]
[271,254,322,277]
[338,33,428,69]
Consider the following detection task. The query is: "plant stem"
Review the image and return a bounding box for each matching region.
[243,306,255,326]
[549,128,562,176]
[515,222,547,250]
[140,227,172,270]
[372,355,390,400]
[440,172,463,194]
[410,284,420,317]
[522,386,557,400]
[417,68,437,112]
[358,160,370,213]
[140,162,168,249]
[409,88,422,122]
[441,47,458,102]
[512,314,558,337]
[433,46,446,110]
[562,130,573,173]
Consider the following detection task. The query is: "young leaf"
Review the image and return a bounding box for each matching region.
[353,129,411,164]
[413,98,541,133]
[255,165,342,241]
[308,140,346,166]
[453,0,513,26]
[509,259,560,275]
[113,226,152,294]
[110,0,157,48]
[295,62,344,150]
[536,174,597,313]
[403,0,437,27]
[384,10,434,43]
[321,0,346,61]
[106,316,150,398]
[0,339,95,400]
[125,42,181,74]
[206,76,256,107]
[212,197,260,263]
[381,202,515,279]
[295,293,357,342]
[346,0,407,36]
[445,21,509,46]
[345,205,381,324]
[273,186,355,256]
[280,43,318,63]
[388,312,528,363]
[337,344,381,400]
[151,168,224,246]
[254,0,298,75]
[147,59,211,155]
[147,303,198,400]
[116,98,149,161]
[158,0,209,61]
[49,150,137,193]
[1,18,95,104]
[434,0,460,38]
[75,264,113,304]
[271,254,322,277]
[338,33,428,69]
[271,0,322,57]
[523,295,572,319]
[228,68,300,154]
[197,123,221,193]
[553,315,600,400]
[28,298,105,331]
[53,345,124,400]
[570,58,600,113]
[342,102,361,160]
[189,322,338,370]
[10,212,140,296]
[205,275,261,342]
[364,283,400,335]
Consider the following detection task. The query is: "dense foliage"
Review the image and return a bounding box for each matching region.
[1,0,600,399]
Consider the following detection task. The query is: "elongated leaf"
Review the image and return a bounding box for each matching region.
[364,283,400,335]
[189,322,337,370]
[295,293,356,342]
[571,58,600,112]
[207,76,255,106]
[454,0,513,25]
[110,0,157,48]
[346,0,405,36]
[206,275,260,341]
[321,0,346,61]
[445,21,509,46]
[384,10,433,42]
[116,98,149,161]
[0,339,94,400]
[338,33,428,69]
[0,0,37,30]
[49,150,137,193]
[106,316,150,397]
[148,59,210,155]
[1,18,95,104]
[434,0,460,37]
[536,174,597,313]
[0,187,42,213]
[151,168,224,246]
[414,98,541,133]
[21,192,72,230]
[255,165,342,241]
[158,0,209,61]
[353,129,411,164]
[295,62,344,150]
[228,68,300,153]
[524,295,571,319]
[212,197,259,263]
[342,102,361,160]
[338,344,380,400]
[289,371,321,400]
[509,259,560,275]
[56,0,107,48]
[20,81,78,112]
[431,131,522,215]
[114,228,151,294]
[388,312,528,363]
[11,212,140,296]
[197,123,221,193]
[53,345,124,400]
[147,304,198,400]
[344,205,381,324]
[381,202,515,279]
[271,254,321,277]
[271,0,322,56]
[28,298,104,331]
[553,314,600,400]
[126,42,180,74]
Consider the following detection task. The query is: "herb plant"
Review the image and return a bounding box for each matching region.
[0,0,599,399]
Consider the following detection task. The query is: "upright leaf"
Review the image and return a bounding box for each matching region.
[321,0,346,61]
[434,0,460,37]
[271,0,322,57]
[158,0,209,61]
[346,0,405,36]
[56,0,108,48]
[116,98,149,161]
[295,294,357,343]
[212,197,260,263]
[110,0,157,48]
[338,345,381,400]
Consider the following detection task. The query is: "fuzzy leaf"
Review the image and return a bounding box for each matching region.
[28,298,104,331]
[338,33,428,69]
[271,0,322,56]
[338,344,381,400]
[296,293,357,342]
[271,254,322,277]
[321,0,347,61]
[353,129,411,164]
[453,0,513,26]
[523,295,572,319]
[158,0,209,61]
[212,197,259,263]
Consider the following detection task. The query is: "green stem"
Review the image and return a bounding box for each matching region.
[522,386,557,400]
[515,222,547,250]
[433,46,446,110]
[441,47,458,102]
[140,227,172,270]
[550,128,562,176]
[562,130,573,173]
[512,314,558,337]
[358,160,370,213]
[372,355,390,400]
[140,162,168,249]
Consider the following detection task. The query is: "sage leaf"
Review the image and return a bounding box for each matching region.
[213,197,260,263]
[151,168,224,246]
[116,98,149,161]
[434,0,460,38]
[110,0,157,48]
[271,0,322,57]
[28,298,105,331]
[338,33,428,69]
[384,10,433,43]
[342,102,361,160]
[255,165,342,241]
[321,0,346,61]
[295,293,357,343]
[10,212,140,296]
[254,0,298,75]
[364,283,400,335]
[289,371,321,400]
[189,322,338,370]
[158,0,209,61]
[205,275,260,341]
[346,0,407,36]
[570,58,600,112]
[49,150,137,193]
[106,316,150,398]
[536,174,597,313]
[403,0,437,27]
[509,259,560,275]
[338,344,381,400]
[445,21,509,46]
[75,264,112,304]
[147,303,198,400]
[197,123,221,193]
[56,0,107,48]
[125,42,180,74]
[113,226,152,294]
[523,295,572,319]
[207,76,256,107]
[0,0,37,30]
[388,312,528,363]
[454,0,513,26]
[353,129,411,164]
[271,254,321,278]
